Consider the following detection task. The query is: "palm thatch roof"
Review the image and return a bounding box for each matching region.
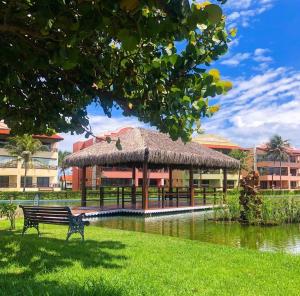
[64,128,240,169]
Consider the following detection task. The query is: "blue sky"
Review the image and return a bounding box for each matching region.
[60,0,300,151]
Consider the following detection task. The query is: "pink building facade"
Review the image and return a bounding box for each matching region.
[256,146,300,189]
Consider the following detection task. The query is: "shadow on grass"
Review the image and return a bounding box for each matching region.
[0,229,127,295]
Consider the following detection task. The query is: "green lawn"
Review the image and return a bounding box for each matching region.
[1,219,300,296]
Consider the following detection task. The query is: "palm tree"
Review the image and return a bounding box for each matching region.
[266,135,290,190]
[228,149,249,189]
[58,150,71,190]
[5,135,43,192]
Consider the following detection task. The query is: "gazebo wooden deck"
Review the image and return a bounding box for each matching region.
[65,128,239,215]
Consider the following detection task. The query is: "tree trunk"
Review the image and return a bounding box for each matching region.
[280,160,282,190]
[23,161,27,192]
[63,168,67,190]
[271,159,275,190]
[237,167,241,190]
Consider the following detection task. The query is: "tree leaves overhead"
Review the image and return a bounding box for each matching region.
[0,0,232,142]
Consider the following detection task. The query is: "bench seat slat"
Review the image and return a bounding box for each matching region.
[22,207,70,211]
[25,215,70,221]
[26,219,70,225]
[25,218,89,225]
[24,211,70,216]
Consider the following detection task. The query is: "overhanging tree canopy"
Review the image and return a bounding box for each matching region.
[0,0,233,141]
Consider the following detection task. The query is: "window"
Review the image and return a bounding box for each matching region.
[101,178,132,186]
[257,154,274,162]
[193,179,200,186]
[291,181,297,189]
[0,139,8,148]
[260,181,268,189]
[25,158,57,169]
[37,177,50,187]
[0,176,9,188]
[258,167,288,176]
[149,179,158,186]
[40,142,51,151]
[227,180,235,188]
[201,180,210,187]
[0,156,17,168]
[21,176,33,187]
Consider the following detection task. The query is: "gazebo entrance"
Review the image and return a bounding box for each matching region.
[65,128,239,213]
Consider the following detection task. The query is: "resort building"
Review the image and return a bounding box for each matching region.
[255,145,300,189]
[172,134,244,189]
[60,175,73,190]
[0,122,63,191]
[72,127,169,191]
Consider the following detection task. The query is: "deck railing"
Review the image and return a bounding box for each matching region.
[83,185,225,209]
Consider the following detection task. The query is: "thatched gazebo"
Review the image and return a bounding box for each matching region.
[65,128,239,210]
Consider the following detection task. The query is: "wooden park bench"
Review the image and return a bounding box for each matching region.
[19,206,90,241]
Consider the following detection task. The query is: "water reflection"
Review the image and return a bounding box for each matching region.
[92,212,300,254]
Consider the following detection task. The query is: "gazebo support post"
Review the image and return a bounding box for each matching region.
[142,161,149,210]
[189,167,194,207]
[132,166,136,209]
[223,168,228,202]
[81,166,87,207]
[169,165,173,204]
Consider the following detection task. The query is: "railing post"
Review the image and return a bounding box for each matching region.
[189,167,194,207]
[169,166,173,200]
[100,187,104,208]
[142,159,149,210]
[223,168,228,202]
[132,166,136,209]
[162,187,165,208]
[122,187,125,209]
[158,187,161,202]
[81,166,87,207]
[117,187,120,208]
[203,187,206,205]
[213,187,217,205]
[176,187,179,207]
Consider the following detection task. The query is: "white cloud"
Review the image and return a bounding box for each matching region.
[225,0,275,28]
[58,115,146,152]
[253,48,273,63]
[221,48,272,68]
[221,52,251,66]
[202,67,300,147]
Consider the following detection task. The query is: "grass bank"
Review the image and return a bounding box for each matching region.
[1,219,300,295]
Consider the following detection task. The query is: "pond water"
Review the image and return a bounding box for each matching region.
[92,211,300,254]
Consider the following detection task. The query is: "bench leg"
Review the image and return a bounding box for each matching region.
[22,219,40,237]
[66,225,85,241]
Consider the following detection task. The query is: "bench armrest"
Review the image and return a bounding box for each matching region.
[69,213,90,226]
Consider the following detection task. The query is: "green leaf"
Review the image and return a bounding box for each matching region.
[229,27,238,37]
[205,4,223,25]
[169,54,178,65]
[62,60,77,70]
[116,138,122,150]
[117,29,139,51]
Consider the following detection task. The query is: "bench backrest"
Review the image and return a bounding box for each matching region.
[20,206,72,225]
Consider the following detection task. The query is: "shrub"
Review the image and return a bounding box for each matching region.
[0,204,17,230]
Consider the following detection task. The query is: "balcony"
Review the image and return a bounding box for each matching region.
[0,156,18,168]
[0,161,18,168]
[0,183,17,188]
[38,147,58,153]
[258,161,300,168]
